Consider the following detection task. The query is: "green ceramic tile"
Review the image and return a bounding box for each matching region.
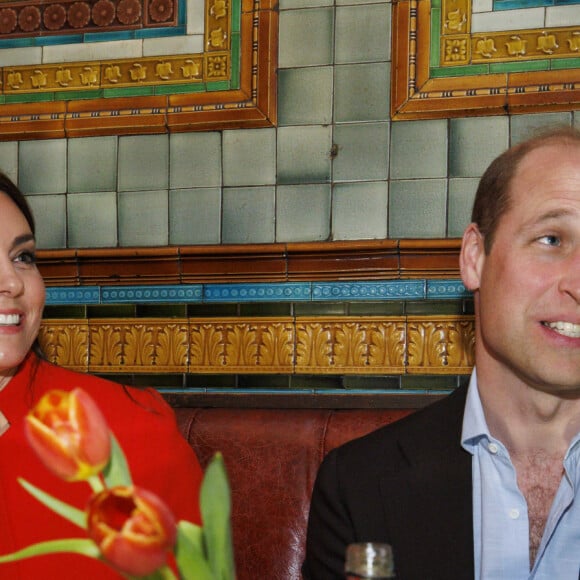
[335,4,391,64]
[405,300,464,315]
[342,376,401,390]
[6,92,55,104]
[401,375,460,390]
[154,82,206,95]
[430,7,441,67]
[277,125,332,184]
[169,188,221,245]
[103,86,155,97]
[222,186,275,243]
[389,179,447,238]
[68,136,118,193]
[0,142,18,184]
[276,183,331,242]
[26,194,67,249]
[170,132,222,188]
[430,64,489,77]
[333,122,389,182]
[136,304,187,317]
[118,134,169,192]
[278,67,333,126]
[118,190,169,247]
[348,302,405,316]
[279,0,332,7]
[510,112,573,146]
[187,304,238,317]
[334,62,390,123]
[449,116,509,177]
[223,128,276,186]
[279,8,334,68]
[88,304,136,318]
[55,90,103,101]
[551,57,580,70]
[448,177,479,237]
[19,139,67,194]
[239,303,293,316]
[294,302,347,316]
[490,60,549,73]
[43,305,87,318]
[332,181,388,241]
[390,120,448,179]
[68,191,118,248]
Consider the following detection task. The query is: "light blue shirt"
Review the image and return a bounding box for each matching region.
[461,370,580,580]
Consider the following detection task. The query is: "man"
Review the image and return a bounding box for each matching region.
[302,127,580,580]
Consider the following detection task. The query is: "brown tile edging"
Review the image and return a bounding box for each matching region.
[37,239,462,286]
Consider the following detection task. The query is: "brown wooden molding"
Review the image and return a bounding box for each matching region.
[37,239,463,286]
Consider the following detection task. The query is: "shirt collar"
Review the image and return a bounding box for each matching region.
[461,368,491,451]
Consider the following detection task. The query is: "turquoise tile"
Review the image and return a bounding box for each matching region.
[334,62,390,123]
[449,117,509,177]
[390,120,448,179]
[68,136,118,193]
[169,188,221,245]
[448,178,478,237]
[276,183,331,242]
[222,186,275,243]
[26,194,67,249]
[102,285,203,303]
[223,128,276,187]
[313,280,426,300]
[170,132,222,188]
[118,135,169,192]
[333,122,389,182]
[278,67,333,126]
[427,279,470,299]
[118,190,169,246]
[278,8,334,68]
[335,4,391,64]
[277,125,332,184]
[19,139,67,194]
[332,182,388,240]
[203,283,311,302]
[389,179,447,238]
[46,287,101,305]
[68,191,118,248]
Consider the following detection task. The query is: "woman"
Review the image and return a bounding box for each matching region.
[0,173,203,578]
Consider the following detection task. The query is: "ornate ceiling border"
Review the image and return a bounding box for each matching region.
[391,0,580,120]
[0,0,277,139]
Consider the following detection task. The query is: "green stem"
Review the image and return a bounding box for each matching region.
[87,475,104,494]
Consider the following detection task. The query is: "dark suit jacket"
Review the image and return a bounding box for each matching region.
[302,385,474,580]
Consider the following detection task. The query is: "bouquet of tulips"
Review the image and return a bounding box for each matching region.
[0,388,235,579]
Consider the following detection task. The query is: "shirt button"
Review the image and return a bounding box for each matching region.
[488,443,499,454]
[509,509,520,519]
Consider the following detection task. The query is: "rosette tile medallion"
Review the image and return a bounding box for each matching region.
[0,0,176,37]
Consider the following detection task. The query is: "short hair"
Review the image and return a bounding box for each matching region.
[471,126,580,253]
[0,172,35,235]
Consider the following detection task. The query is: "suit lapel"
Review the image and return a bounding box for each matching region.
[379,386,474,579]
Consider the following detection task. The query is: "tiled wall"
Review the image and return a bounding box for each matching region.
[0,0,578,250]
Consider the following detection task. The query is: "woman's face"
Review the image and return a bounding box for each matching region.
[0,193,45,386]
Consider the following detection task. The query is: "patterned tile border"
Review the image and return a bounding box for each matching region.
[44,280,472,305]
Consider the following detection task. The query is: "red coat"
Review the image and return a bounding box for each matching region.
[0,352,203,579]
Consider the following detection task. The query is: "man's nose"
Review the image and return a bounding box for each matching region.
[559,249,580,303]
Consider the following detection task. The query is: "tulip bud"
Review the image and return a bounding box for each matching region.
[24,388,111,482]
[87,485,177,577]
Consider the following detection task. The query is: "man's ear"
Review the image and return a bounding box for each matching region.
[460,223,485,291]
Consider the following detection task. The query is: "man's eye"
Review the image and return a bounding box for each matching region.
[538,235,561,246]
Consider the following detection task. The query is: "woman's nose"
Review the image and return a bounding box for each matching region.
[0,262,24,296]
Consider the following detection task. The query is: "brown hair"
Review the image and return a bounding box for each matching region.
[471,126,580,253]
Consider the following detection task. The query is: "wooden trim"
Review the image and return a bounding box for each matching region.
[37,239,462,286]
[161,391,447,409]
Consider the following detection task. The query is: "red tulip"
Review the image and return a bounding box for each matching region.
[24,388,111,482]
[87,485,177,576]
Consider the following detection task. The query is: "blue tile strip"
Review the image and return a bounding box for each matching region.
[45,280,472,306]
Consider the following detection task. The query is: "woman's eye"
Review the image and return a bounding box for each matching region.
[538,235,561,247]
[15,250,37,265]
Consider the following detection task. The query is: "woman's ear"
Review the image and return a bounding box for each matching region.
[460,223,485,292]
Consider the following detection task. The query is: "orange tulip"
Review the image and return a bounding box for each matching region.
[87,485,177,577]
[24,388,111,482]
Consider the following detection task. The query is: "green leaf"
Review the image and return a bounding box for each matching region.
[18,478,86,529]
[199,453,235,580]
[175,520,213,580]
[102,433,133,487]
[0,538,99,564]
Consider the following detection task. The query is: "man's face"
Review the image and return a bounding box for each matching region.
[461,141,580,395]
